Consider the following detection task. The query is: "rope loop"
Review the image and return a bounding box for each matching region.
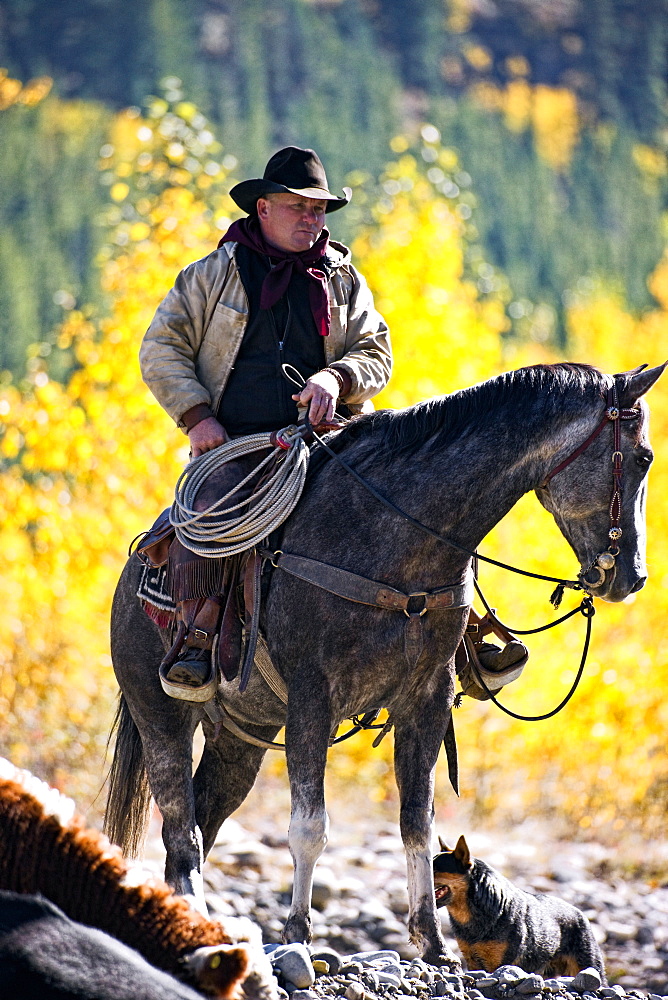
[170,430,310,558]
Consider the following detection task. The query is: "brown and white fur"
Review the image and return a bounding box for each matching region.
[0,758,275,998]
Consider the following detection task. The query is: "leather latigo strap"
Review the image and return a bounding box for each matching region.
[268,551,474,613]
[239,550,262,692]
[255,549,473,674]
[467,606,516,645]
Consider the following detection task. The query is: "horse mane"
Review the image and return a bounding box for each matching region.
[324,363,607,464]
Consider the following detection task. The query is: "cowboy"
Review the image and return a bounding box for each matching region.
[140,146,527,699]
[140,146,392,692]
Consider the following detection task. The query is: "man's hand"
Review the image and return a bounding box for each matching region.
[292,370,340,425]
[188,416,229,458]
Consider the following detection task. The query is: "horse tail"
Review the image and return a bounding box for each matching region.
[103,694,152,858]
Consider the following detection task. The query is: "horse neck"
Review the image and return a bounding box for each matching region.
[372,397,595,555]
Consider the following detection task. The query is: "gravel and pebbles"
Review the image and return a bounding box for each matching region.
[143,789,668,1000]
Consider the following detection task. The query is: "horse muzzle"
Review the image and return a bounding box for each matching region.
[579,552,646,603]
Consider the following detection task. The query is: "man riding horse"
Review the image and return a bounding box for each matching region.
[139,145,527,697]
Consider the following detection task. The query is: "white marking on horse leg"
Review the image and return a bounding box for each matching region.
[405,813,438,939]
[284,801,329,943]
[185,852,208,916]
[164,821,207,911]
[184,885,208,918]
[406,840,456,963]
[406,843,435,915]
[402,809,458,967]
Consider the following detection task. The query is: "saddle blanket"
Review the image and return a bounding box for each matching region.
[137,564,176,627]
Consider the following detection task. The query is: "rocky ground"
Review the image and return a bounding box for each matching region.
[142,774,668,1000]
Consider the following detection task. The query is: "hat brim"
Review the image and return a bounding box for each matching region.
[230,178,351,214]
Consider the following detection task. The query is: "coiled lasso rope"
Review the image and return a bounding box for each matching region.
[169,426,310,558]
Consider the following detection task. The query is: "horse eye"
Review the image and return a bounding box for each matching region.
[635,450,653,469]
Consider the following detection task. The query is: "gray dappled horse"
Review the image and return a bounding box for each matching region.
[105,362,663,968]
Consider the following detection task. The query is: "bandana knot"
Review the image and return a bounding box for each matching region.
[219,218,331,336]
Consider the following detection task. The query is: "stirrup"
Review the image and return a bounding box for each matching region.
[457,634,528,702]
[159,641,219,703]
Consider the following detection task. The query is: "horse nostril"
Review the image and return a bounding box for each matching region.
[631,577,647,593]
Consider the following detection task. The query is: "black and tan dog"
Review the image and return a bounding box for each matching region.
[433,836,606,981]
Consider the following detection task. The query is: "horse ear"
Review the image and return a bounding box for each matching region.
[454,834,471,867]
[618,362,667,408]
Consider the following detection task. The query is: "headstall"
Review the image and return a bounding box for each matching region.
[540,380,640,589]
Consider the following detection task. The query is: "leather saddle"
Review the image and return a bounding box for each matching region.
[134,508,174,568]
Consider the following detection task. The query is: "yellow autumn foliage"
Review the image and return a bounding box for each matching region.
[0,68,52,110]
[355,148,508,407]
[2,101,668,849]
[470,79,581,171]
[0,99,239,803]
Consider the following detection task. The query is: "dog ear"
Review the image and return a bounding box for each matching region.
[454,835,471,868]
[438,835,451,852]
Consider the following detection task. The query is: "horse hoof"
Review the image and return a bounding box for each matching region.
[282,914,312,947]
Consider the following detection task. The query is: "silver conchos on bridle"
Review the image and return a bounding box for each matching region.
[540,384,640,590]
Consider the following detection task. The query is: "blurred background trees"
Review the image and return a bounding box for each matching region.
[2,0,668,365]
[1,0,668,837]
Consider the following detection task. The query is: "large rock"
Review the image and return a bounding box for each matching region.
[268,944,315,990]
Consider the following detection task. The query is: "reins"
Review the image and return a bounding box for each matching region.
[307,422,594,721]
[308,422,583,605]
[461,591,595,721]
[283,360,583,600]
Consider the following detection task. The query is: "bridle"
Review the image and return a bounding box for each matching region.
[539,378,641,591]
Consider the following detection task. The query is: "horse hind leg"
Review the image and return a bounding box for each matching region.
[193,722,282,857]
[141,729,208,916]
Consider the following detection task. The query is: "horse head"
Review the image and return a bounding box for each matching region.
[536,363,666,603]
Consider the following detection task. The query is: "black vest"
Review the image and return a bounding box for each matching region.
[217,244,327,435]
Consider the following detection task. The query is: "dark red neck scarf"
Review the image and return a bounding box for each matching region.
[218,217,331,336]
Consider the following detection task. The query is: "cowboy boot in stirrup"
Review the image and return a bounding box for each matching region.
[159,597,222,701]
[457,607,529,701]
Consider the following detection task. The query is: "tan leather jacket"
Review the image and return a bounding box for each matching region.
[139,239,392,429]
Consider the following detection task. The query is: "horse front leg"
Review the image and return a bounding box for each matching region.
[394,715,461,969]
[282,671,331,945]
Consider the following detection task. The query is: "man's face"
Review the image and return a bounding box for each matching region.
[256,192,327,253]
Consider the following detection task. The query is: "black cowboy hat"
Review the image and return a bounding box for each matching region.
[230,146,351,215]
